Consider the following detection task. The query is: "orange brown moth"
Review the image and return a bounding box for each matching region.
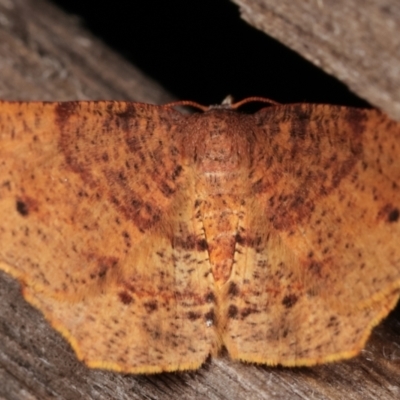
[0,97,399,374]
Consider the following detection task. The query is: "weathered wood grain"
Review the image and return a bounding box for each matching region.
[232,0,400,121]
[0,0,400,399]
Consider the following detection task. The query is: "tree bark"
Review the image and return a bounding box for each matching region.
[232,0,400,120]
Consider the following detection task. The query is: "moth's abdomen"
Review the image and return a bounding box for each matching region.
[198,193,244,286]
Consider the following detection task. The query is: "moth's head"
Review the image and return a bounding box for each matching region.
[165,97,280,174]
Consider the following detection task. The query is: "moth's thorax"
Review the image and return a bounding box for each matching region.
[181,109,255,176]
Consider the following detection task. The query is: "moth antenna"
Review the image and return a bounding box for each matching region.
[162,100,209,112]
[162,97,280,113]
[230,96,281,109]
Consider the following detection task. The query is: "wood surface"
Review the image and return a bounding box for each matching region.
[0,0,400,399]
[232,0,400,121]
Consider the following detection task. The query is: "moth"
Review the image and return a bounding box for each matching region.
[0,97,399,373]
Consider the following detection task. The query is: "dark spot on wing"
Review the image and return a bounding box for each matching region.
[187,311,201,321]
[171,165,183,180]
[228,305,238,319]
[16,199,29,216]
[205,292,216,303]
[228,282,239,297]
[378,204,400,223]
[173,235,208,251]
[282,294,298,308]
[15,196,38,217]
[144,300,158,313]
[204,310,215,325]
[118,291,133,305]
[388,207,399,223]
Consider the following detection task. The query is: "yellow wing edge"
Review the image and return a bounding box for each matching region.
[228,289,400,367]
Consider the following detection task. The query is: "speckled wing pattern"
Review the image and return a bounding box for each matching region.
[0,102,217,373]
[0,101,399,373]
[222,104,400,365]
